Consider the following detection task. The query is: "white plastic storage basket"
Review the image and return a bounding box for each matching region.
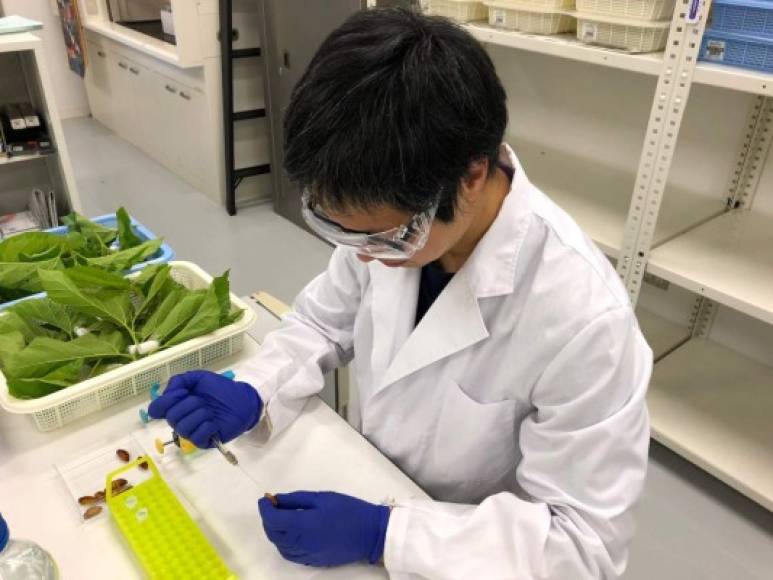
[0,261,257,432]
[428,0,489,21]
[575,13,670,52]
[488,0,575,9]
[576,0,675,20]
[487,2,576,34]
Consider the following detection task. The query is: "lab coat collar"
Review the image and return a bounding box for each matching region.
[464,143,532,299]
[371,144,533,392]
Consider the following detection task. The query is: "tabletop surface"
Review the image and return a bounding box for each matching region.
[0,312,427,579]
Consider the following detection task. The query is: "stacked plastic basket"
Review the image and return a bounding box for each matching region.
[485,0,577,35]
[427,0,674,51]
[427,0,490,21]
[700,0,773,72]
[574,0,675,52]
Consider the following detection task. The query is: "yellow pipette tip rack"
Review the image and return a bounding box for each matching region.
[105,457,236,580]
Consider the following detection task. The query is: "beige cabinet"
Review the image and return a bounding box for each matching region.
[84,38,211,195]
[152,76,209,192]
[81,0,273,208]
[84,40,113,129]
[104,52,137,142]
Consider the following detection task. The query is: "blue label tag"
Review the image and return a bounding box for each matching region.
[687,0,702,23]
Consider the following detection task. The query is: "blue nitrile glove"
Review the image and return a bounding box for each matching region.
[258,491,390,567]
[148,370,262,448]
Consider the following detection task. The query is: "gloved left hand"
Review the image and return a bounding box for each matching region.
[258,491,390,567]
[148,370,262,448]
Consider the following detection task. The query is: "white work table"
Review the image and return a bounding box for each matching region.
[0,306,428,579]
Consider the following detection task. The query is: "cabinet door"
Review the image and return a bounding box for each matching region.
[176,87,209,190]
[105,52,135,140]
[154,77,187,175]
[84,41,112,129]
[127,62,165,161]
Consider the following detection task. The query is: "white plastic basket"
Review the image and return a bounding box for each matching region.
[486,2,576,34]
[428,0,489,21]
[576,0,675,20]
[486,0,575,10]
[0,261,257,432]
[575,12,670,52]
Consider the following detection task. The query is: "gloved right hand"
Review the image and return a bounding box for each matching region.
[148,370,263,448]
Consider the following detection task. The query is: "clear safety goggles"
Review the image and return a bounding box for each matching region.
[301,189,438,260]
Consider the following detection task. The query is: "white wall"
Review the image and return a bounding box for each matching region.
[2,0,90,119]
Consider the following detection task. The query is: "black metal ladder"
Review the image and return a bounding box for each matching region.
[220,0,271,215]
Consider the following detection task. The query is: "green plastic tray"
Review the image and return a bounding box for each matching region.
[106,457,236,580]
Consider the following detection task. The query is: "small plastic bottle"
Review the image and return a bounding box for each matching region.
[0,513,59,580]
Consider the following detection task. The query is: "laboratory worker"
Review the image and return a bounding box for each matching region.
[149,8,653,579]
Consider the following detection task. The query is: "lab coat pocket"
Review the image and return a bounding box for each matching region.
[426,380,518,502]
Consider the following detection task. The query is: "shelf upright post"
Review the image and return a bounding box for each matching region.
[726,95,773,209]
[687,297,719,338]
[678,95,773,339]
[617,0,714,305]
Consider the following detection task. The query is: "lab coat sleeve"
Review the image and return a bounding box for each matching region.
[384,306,652,580]
[239,247,366,442]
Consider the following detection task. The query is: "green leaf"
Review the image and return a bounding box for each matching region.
[0,232,64,262]
[116,207,144,250]
[79,231,110,259]
[63,231,86,252]
[225,308,244,325]
[86,359,119,380]
[38,269,133,334]
[132,263,166,289]
[214,270,232,324]
[61,212,117,245]
[9,299,77,337]
[0,311,38,340]
[5,334,131,379]
[139,287,185,341]
[0,257,63,293]
[7,359,84,399]
[86,238,162,272]
[98,329,130,355]
[65,265,130,290]
[165,272,232,347]
[151,291,207,344]
[19,245,62,262]
[0,330,26,366]
[133,264,172,320]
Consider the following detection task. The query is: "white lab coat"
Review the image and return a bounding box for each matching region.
[241,144,652,580]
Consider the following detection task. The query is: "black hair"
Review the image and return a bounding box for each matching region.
[283,8,508,223]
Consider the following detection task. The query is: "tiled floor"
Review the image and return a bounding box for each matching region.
[63,116,773,580]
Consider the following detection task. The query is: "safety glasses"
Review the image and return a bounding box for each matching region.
[301,189,438,260]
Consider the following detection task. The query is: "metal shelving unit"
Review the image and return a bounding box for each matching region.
[467,22,773,97]
[0,151,52,166]
[466,0,773,511]
[649,338,773,511]
[635,307,690,360]
[0,32,79,219]
[515,144,726,258]
[649,210,773,325]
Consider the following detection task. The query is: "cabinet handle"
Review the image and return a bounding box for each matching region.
[179,91,191,101]
[129,67,139,75]
[165,84,177,94]
[97,50,106,58]
[118,62,128,69]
